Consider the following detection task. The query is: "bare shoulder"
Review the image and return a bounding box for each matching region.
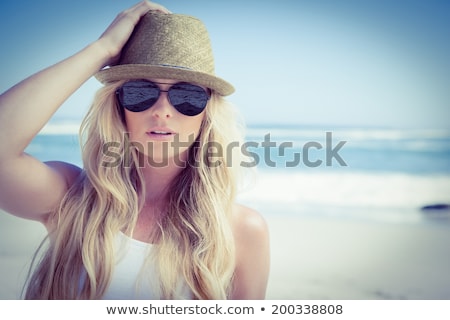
[231,204,269,241]
[230,204,270,299]
[41,161,82,228]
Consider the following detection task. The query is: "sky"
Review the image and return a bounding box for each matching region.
[0,0,449,129]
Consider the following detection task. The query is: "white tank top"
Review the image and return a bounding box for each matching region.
[101,232,192,299]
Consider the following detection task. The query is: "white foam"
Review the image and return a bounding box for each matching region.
[238,170,450,222]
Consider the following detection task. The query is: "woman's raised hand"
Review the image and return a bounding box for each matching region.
[98,1,170,68]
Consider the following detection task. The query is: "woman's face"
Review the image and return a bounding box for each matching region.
[123,78,207,166]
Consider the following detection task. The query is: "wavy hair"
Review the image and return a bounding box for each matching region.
[24,81,246,299]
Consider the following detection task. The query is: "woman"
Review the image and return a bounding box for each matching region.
[0,1,269,299]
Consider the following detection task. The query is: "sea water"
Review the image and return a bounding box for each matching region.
[24,122,450,225]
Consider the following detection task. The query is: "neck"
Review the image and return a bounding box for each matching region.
[139,153,186,204]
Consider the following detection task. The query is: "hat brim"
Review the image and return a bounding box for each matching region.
[95,64,235,96]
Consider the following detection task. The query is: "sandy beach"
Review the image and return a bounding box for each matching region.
[265,214,450,299]
[1,207,450,300]
[0,212,47,299]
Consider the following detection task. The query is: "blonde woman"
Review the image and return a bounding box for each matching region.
[0,1,269,299]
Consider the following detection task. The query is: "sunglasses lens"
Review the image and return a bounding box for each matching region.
[169,83,209,116]
[117,80,159,112]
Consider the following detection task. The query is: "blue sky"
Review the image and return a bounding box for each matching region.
[1,0,449,129]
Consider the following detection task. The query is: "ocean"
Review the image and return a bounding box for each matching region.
[25,123,450,225]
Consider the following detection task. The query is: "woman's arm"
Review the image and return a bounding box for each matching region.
[0,1,169,223]
[231,204,271,299]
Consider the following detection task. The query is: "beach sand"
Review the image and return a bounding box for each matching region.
[1,209,450,300]
[0,212,47,299]
[265,214,450,299]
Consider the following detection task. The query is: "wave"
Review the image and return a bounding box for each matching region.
[245,126,450,154]
[238,170,450,224]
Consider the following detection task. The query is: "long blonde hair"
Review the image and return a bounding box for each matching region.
[24,81,246,299]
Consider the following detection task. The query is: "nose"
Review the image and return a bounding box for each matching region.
[149,91,173,118]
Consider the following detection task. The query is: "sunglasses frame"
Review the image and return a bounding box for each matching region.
[115,79,211,116]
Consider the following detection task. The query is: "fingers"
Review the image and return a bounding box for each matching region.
[96,1,171,67]
[126,1,171,17]
[143,0,172,14]
[115,1,171,31]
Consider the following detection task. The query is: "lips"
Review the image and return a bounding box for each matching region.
[150,130,172,135]
[146,126,176,138]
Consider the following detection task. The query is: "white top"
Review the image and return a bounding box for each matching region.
[101,232,192,299]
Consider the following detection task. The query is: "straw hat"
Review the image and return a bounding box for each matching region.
[95,11,234,96]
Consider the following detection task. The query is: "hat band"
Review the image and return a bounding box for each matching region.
[158,64,192,70]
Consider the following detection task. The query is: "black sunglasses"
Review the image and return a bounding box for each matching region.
[115,80,210,116]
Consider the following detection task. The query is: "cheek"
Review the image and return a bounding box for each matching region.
[123,112,141,133]
[181,114,205,140]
